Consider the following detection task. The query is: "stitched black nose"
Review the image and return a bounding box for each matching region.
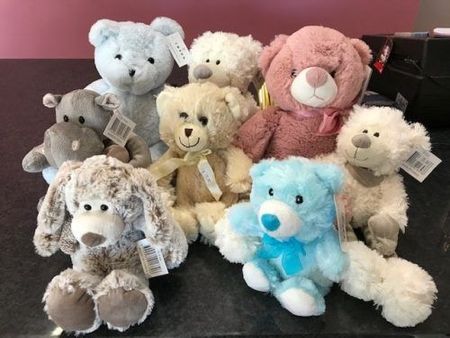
[129,69,136,77]
[184,128,193,137]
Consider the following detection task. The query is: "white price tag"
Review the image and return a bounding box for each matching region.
[401,148,441,182]
[334,195,348,245]
[197,158,222,201]
[395,92,409,112]
[137,239,168,278]
[166,32,190,67]
[103,111,136,147]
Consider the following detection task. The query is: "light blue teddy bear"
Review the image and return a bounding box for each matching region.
[228,157,348,316]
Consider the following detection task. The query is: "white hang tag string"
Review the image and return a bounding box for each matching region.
[400,148,441,183]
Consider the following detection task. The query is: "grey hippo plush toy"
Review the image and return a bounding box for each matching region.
[22,89,151,183]
[33,155,188,333]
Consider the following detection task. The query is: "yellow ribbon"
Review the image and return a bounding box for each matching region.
[149,149,212,181]
[258,82,274,109]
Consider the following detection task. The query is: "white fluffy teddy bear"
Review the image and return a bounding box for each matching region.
[86,17,184,157]
[322,105,431,256]
[188,31,263,116]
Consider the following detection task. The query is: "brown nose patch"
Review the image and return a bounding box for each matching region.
[81,232,106,247]
[184,128,193,137]
[352,134,371,148]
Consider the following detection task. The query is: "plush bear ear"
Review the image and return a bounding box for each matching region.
[95,93,120,111]
[312,163,344,194]
[259,34,288,76]
[350,39,372,65]
[89,19,120,47]
[150,17,184,39]
[250,158,275,180]
[43,93,63,108]
[408,122,431,151]
[156,86,177,117]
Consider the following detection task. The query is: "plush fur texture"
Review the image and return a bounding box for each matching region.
[34,156,188,333]
[151,82,254,243]
[189,31,262,114]
[22,89,151,183]
[234,26,372,161]
[320,106,431,256]
[221,157,348,316]
[86,17,184,148]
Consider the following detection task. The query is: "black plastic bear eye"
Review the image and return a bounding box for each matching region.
[198,116,208,126]
[148,57,155,64]
[373,132,380,137]
[216,60,221,65]
[78,116,85,124]
[205,59,210,63]
[268,188,274,196]
[84,204,92,211]
[290,69,297,78]
[115,54,122,60]
[362,129,368,133]
[63,115,69,122]
[295,195,303,204]
[179,112,188,119]
[100,204,108,211]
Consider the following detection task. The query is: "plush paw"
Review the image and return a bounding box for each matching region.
[45,283,97,332]
[227,177,252,194]
[171,208,199,243]
[367,214,400,256]
[276,288,323,317]
[195,203,226,244]
[97,288,148,330]
[242,262,270,292]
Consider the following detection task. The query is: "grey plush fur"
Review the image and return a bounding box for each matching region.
[86,17,185,147]
[22,89,151,175]
[34,155,187,333]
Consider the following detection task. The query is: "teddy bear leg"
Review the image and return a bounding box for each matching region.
[171,206,199,243]
[195,202,227,244]
[95,270,154,332]
[274,277,325,316]
[242,259,280,292]
[43,268,102,334]
[366,213,400,256]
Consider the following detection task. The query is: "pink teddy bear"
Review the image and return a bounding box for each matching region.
[234,26,372,161]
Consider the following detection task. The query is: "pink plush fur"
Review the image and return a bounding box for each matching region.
[234,26,372,162]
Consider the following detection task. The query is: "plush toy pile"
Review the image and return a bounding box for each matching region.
[23,19,439,333]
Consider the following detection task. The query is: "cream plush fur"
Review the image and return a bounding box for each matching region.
[189,31,262,114]
[34,156,187,334]
[320,105,431,256]
[151,82,254,243]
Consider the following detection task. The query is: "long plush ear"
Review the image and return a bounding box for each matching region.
[351,39,373,65]
[250,158,275,180]
[259,34,288,76]
[156,86,177,117]
[89,19,120,47]
[95,93,120,111]
[43,93,62,108]
[312,163,344,194]
[131,168,175,247]
[150,17,184,39]
[408,122,431,151]
[34,161,81,257]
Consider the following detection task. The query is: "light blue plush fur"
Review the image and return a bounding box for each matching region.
[86,17,184,151]
[229,157,348,315]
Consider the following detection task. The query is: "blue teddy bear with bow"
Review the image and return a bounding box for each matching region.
[228,157,348,316]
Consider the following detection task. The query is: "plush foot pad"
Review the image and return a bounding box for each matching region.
[97,288,148,329]
[276,288,321,316]
[243,262,270,292]
[46,284,96,332]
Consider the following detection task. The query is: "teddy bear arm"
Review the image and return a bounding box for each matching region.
[234,107,281,162]
[228,202,261,236]
[22,144,50,173]
[315,231,348,282]
[376,177,408,231]
[125,134,152,168]
[224,146,253,194]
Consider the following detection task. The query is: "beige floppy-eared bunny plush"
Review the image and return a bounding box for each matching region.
[33,155,187,334]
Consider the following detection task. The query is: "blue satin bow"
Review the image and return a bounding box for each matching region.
[257,234,306,276]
